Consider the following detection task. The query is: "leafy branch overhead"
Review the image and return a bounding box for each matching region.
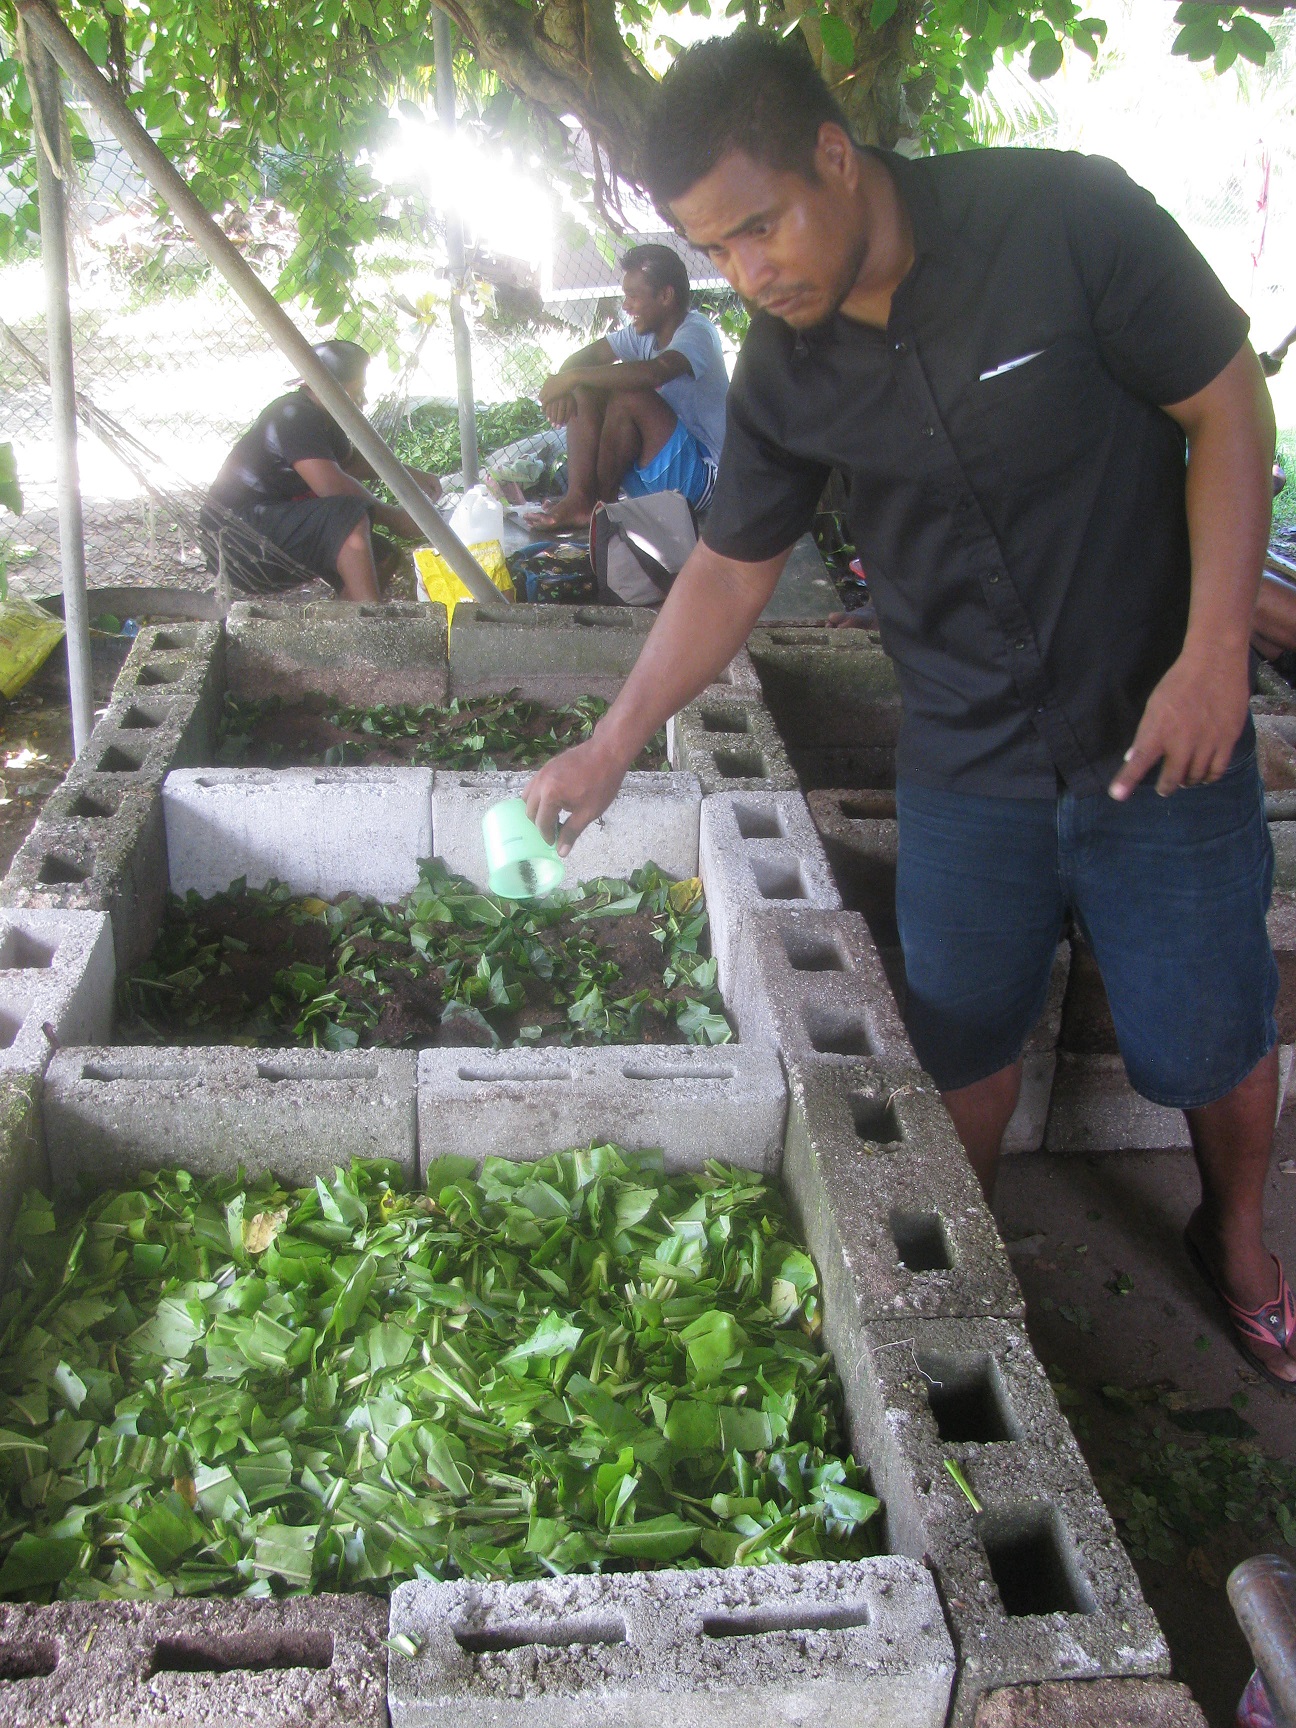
[0,0,1283,317]
[0,1152,881,1597]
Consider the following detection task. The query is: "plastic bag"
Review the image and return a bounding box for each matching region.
[0,597,66,699]
[413,539,513,625]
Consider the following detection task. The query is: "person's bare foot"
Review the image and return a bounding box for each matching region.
[526,496,595,532]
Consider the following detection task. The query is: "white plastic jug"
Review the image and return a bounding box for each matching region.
[448,484,504,547]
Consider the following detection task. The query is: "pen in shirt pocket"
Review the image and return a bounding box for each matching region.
[979,348,1047,382]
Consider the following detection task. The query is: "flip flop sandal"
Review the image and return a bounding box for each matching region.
[1184,1230,1296,1393]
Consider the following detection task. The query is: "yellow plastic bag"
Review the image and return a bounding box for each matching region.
[413,539,513,626]
[0,597,65,699]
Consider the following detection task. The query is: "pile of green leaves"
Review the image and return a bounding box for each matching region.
[119,861,731,1051]
[216,689,669,773]
[392,400,549,479]
[0,1150,880,1600]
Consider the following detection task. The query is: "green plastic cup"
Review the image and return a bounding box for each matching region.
[482,797,565,900]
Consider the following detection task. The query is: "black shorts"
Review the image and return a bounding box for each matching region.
[200,496,372,593]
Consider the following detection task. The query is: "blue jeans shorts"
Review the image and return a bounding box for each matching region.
[622,419,718,510]
[895,740,1278,1107]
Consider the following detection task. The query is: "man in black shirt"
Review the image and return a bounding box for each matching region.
[202,339,441,601]
[526,35,1294,1389]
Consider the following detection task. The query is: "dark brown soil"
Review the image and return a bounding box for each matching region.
[118,891,707,1050]
[224,693,667,773]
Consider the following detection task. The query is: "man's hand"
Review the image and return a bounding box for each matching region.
[525,734,631,856]
[539,374,578,427]
[1108,644,1251,800]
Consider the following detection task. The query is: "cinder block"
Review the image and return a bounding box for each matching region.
[43,1046,418,1188]
[0,909,114,1076]
[449,603,652,701]
[973,1678,1208,1728]
[433,769,701,888]
[849,1317,1168,1724]
[698,792,842,994]
[718,646,762,696]
[0,784,167,970]
[748,631,902,789]
[1256,712,1296,793]
[388,1557,954,1728]
[0,1591,388,1728]
[226,598,450,705]
[163,766,435,901]
[67,689,209,785]
[727,905,914,1069]
[111,621,226,760]
[418,1043,787,1175]
[784,1059,1025,1322]
[807,793,900,946]
[1043,1054,1189,1153]
[0,1074,45,1279]
[667,694,799,795]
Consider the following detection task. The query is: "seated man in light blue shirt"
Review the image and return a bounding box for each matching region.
[531,243,728,529]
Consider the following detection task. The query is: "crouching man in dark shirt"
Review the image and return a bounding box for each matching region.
[525,35,1295,1390]
[201,339,441,602]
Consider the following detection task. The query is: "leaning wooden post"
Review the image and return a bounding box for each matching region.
[16,0,506,607]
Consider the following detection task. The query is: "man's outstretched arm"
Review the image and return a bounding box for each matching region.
[525,541,790,851]
[1109,343,1276,799]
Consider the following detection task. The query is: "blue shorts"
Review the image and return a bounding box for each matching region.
[622,419,718,510]
[895,734,1278,1107]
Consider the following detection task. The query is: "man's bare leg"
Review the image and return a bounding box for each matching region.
[535,386,679,530]
[334,518,381,602]
[1184,1045,1295,1382]
[940,1059,1022,1201]
[532,385,610,529]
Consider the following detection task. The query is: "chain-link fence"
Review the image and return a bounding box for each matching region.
[0,97,744,603]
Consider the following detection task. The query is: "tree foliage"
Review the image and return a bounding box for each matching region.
[0,0,1284,319]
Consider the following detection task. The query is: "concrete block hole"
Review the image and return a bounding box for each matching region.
[135,662,187,687]
[714,748,769,780]
[850,1091,902,1144]
[149,628,202,650]
[804,1004,874,1057]
[734,803,784,840]
[0,930,55,970]
[0,1638,58,1681]
[781,930,849,973]
[702,1602,872,1638]
[95,744,147,774]
[117,706,167,731]
[752,858,807,901]
[36,853,89,886]
[256,1061,380,1083]
[454,1618,625,1653]
[980,1505,1096,1619]
[68,789,121,819]
[698,707,751,735]
[917,1352,1020,1444]
[890,1209,953,1274]
[148,1629,335,1675]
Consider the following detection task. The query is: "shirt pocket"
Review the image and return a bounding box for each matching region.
[973,336,1104,486]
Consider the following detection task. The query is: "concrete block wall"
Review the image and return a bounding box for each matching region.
[0,909,115,1075]
[667,692,800,795]
[227,598,450,704]
[0,623,225,968]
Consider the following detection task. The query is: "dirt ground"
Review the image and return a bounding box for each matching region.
[996,1128,1296,1727]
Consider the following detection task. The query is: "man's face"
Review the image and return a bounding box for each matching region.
[669,131,868,330]
[621,268,673,336]
[342,369,368,409]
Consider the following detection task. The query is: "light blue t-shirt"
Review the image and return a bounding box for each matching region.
[607,309,728,463]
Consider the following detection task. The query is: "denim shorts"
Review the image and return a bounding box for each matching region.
[622,419,718,510]
[895,738,1278,1107]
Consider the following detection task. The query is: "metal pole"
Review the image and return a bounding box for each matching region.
[16,0,505,608]
[27,33,94,753]
[433,7,479,489]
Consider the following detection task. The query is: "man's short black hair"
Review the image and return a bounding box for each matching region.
[620,242,692,311]
[310,338,370,386]
[644,30,852,209]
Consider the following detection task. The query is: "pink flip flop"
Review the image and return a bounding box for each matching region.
[1184,1231,1296,1393]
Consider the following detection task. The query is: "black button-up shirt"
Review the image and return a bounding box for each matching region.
[702,147,1250,796]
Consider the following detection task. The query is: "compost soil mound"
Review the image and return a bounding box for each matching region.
[231,693,665,772]
[119,893,700,1050]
